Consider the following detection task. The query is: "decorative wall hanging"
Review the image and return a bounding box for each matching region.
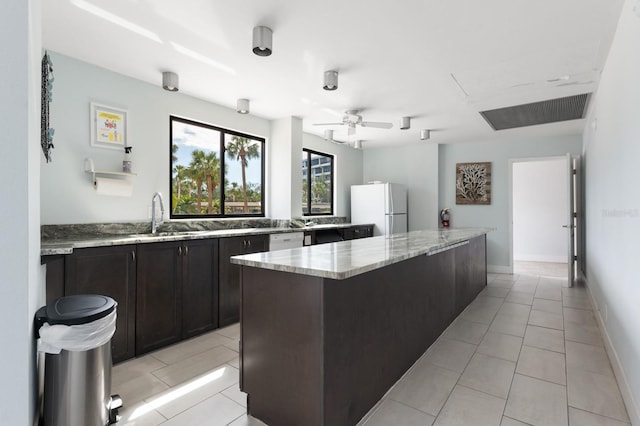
[41,51,54,162]
[90,102,128,150]
[456,162,492,205]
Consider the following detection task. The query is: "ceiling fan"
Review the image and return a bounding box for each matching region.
[313,110,393,136]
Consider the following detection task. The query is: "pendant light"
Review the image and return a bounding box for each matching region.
[420,129,431,140]
[400,116,411,130]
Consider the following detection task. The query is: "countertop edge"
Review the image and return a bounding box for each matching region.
[231,228,492,280]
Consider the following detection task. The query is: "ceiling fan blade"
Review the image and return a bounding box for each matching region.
[361,121,393,129]
[313,122,344,126]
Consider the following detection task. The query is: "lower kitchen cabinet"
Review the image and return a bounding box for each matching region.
[135,238,219,355]
[64,245,137,364]
[136,241,183,355]
[219,235,269,327]
[182,239,219,339]
[342,225,373,240]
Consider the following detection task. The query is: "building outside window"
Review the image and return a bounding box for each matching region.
[170,116,265,218]
[302,149,334,215]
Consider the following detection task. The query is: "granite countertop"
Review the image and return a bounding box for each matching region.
[40,222,368,256]
[230,227,492,280]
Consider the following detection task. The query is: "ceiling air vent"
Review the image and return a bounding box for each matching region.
[479,93,591,130]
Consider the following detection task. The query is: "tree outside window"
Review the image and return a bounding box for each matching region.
[170,116,264,218]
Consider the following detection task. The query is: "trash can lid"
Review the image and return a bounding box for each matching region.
[38,294,117,326]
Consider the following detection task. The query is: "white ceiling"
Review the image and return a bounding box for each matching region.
[42,0,624,148]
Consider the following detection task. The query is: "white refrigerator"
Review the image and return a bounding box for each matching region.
[351,183,408,237]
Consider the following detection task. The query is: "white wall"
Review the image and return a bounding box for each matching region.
[42,52,270,224]
[42,53,363,223]
[439,136,582,272]
[0,0,42,424]
[582,0,640,421]
[362,143,439,230]
[302,135,364,218]
[513,158,568,262]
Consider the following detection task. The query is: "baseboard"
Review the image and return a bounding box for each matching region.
[514,254,567,263]
[487,264,513,274]
[584,277,640,425]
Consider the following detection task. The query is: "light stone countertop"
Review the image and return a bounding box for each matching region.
[230,227,492,280]
[40,223,365,256]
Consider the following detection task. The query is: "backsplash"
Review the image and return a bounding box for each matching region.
[41,217,348,240]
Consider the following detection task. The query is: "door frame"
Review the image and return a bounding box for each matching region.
[507,155,571,276]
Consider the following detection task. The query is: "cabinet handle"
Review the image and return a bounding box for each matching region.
[184,246,189,256]
[248,239,252,248]
[178,246,182,256]
[131,251,136,262]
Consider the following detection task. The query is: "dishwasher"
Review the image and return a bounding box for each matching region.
[269,232,304,251]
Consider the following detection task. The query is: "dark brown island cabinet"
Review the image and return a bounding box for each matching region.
[238,234,487,426]
[218,234,269,327]
[136,239,219,356]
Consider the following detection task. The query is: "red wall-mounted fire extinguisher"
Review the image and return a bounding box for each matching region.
[440,208,450,228]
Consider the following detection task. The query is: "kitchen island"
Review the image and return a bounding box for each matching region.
[231,228,491,426]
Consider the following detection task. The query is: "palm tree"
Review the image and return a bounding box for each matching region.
[226,136,260,213]
[173,164,186,201]
[188,150,207,213]
[203,152,220,214]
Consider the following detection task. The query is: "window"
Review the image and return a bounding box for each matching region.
[170,116,265,218]
[302,149,334,215]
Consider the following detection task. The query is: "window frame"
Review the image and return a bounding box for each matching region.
[170,115,265,219]
[302,148,334,216]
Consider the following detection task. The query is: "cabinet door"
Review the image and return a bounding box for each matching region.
[136,241,182,355]
[219,235,268,327]
[182,239,219,338]
[65,245,136,364]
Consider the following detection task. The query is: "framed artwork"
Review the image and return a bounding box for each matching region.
[90,102,127,150]
[456,162,491,205]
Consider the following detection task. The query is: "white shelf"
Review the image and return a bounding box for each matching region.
[84,158,137,184]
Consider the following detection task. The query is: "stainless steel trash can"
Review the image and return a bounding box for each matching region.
[36,294,122,426]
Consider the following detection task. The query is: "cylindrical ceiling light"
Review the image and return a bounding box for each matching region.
[323,129,334,141]
[323,70,338,91]
[162,71,179,91]
[252,26,273,56]
[420,129,431,140]
[236,99,250,114]
[353,140,362,149]
[400,116,411,130]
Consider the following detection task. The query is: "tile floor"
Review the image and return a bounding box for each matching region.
[113,265,631,426]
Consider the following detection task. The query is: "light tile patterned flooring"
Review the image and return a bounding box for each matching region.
[113,263,631,426]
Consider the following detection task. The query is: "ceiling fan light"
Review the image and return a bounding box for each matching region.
[162,71,179,91]
[323,70,338,91]
[400,116,411,130]
[237,98,250,114]
[252,26,273,56]
[420,129,431,140]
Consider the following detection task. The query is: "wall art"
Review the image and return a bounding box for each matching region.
[456,162,491,204]
[90,102,128,150]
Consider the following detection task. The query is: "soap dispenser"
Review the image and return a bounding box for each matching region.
[123,146,132,173]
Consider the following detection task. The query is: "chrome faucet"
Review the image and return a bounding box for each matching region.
[151,192,165,234]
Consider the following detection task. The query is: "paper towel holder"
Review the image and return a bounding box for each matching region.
[84,158,137,186]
